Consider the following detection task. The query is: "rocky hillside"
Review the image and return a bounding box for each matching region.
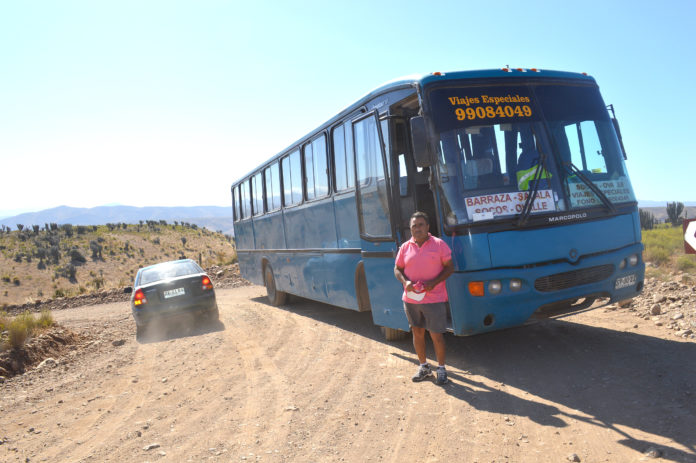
[614,272,696,339]
[0,222,236,308]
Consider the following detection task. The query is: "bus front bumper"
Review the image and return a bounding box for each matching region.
[446,243,645,336]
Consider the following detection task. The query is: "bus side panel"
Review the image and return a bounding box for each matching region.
[364,256,411,331]
[234,220,255,251]
[284,199,338,249]
[237,251,263,285]
[234,220,263,284]
[253,211,286,250]
[283,198,337,301]
[334,192,360,248]
[324,252,361,310]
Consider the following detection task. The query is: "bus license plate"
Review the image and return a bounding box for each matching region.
[164,287,185,299]
[614,274,636,289]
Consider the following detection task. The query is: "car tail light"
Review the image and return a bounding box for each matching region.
[134,289,147,306]
[202,276,213,291]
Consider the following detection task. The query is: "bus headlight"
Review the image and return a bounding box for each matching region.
[619,259,627,270]
[628,254,639,266]
[509,279,522,292]
[488,280,502,294]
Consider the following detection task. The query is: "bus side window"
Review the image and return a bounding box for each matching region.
[333,123,355,192]
[282,149,303,206]
[251,172,264,216]
[264,162,281,212]
[232,186,239,222]
[305,135,329,200]
[240,180,252,219]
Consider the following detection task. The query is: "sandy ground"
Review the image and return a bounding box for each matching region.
[1,285,695,463]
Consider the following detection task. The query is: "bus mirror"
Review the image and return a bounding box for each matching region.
[611,118,628,160]
[410,116,433,167]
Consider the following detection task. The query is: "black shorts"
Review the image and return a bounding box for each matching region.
[403,301,448,334]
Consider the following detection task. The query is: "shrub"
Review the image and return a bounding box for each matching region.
[49,246,61,264]
[89,241,103,260]
[0,310,9,332]
[69,248,87,264]
[37,309,54,327]
[5,311,37,350]
[676,255,696,272]
[6,318,29,349]
[55,264,77,283]
[2,310,53,350]
[61,223,74,237]
[644,246,670,266]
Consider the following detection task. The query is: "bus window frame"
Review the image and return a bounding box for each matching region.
[251,172,265,217]
[239,179,252,220]
[303,132,330,202]
[232,185,239,222]
[331,122,356,194]
[264,162,282,213]
[281,148,304,209]
[352,109,397,242]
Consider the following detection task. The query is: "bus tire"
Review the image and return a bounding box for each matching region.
[381,326,408,341]
[264,264,287,306]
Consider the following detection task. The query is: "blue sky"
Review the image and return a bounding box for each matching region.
[1,0,694,217]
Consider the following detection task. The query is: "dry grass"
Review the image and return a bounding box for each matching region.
[1,309,54,351]
[642,224,696,277]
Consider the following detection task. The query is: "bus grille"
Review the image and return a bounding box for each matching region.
[534,264,615,292]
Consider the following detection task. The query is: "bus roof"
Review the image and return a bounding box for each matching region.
[231,68,595,187]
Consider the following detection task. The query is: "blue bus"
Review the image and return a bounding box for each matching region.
[231,68,644,339]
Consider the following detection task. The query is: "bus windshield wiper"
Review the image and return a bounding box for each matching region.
[565,162,616,213]
[516,148,548,226]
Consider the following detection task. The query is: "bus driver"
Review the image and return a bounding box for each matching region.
[394,212,455,385]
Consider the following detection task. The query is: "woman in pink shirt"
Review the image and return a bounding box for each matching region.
[394,212,454,385]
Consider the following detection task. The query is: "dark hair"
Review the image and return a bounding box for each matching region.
[410,211,430,225]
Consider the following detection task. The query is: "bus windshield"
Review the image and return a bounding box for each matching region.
[428,82,636,226]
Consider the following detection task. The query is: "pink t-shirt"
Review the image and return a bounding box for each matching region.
[395,233,452,304]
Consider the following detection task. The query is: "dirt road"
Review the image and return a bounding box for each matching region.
[1,285,695,462]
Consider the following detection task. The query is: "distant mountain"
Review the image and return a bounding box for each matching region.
[0,205,234,235]
[638,200,696,208]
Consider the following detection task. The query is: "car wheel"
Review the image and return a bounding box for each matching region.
[208,304,220,322]
[136,323,147,340]
[264,264,287,306]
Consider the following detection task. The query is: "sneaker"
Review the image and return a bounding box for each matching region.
[411,364,433,382]
[435,367,449,385]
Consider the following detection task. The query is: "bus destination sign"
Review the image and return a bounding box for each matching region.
[430,86,539,131]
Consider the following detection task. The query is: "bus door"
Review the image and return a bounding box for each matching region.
[353,111,410,331]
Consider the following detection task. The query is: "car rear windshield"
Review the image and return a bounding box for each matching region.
[139,261,202,285]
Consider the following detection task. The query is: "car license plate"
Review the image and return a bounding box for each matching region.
[614,274,636,289]
[163,287,185,299]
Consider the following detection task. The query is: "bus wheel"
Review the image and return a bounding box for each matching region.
[264,264,287,306]
[381,326,408,341]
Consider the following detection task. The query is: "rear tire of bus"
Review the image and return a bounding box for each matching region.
[264,264,287,306]
[381,326,408,341]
